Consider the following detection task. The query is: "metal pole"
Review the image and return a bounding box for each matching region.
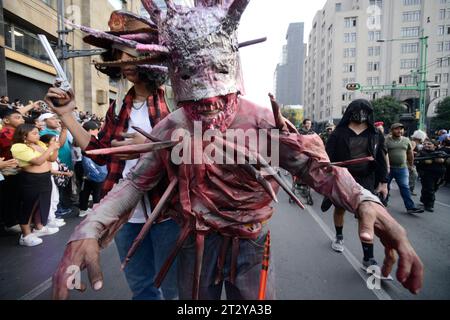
[57,0,67,73]
[0,0,7,96]
[418,29,428,131]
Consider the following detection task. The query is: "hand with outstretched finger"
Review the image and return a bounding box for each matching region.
[52,239,103,300]
[357,201,424,294]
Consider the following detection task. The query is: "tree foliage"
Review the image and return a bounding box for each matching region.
[431,97,450,131]
[281,107,304,128]
[372,96,405,129]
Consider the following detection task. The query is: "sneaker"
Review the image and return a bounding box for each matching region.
[78,208,92,218]
[47,220,66,228]
[424,206,434,212]
[4,224,22,234]
[19,234,43,247]
[32,226,59,237]
[407,207,425,214]
[331,237,344,253]
[54,218,65,223]
[361,258,393,281]
[55,208,72,217]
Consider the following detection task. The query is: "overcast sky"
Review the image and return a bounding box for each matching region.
[237,0,327,107]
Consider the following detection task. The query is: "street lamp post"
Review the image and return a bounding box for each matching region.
[347,31,430,131]
[417,29,429,131]
[377,31,429,131]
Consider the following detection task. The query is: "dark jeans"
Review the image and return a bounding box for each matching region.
[115,220,180,300]
[74,161,84,193]
[419,170,443,208]
[0,174,20,227]
[78,179,102,211]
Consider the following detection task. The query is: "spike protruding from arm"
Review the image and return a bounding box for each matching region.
[85,141,177,156]
[121,178,179,271]
[164,0,177,12]
[141,0,162,23]
[225,0,250,30]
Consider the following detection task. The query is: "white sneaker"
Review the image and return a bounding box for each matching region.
[47,220,66,228]
[32,226,59,237]
[79,209,92,218]
[4,224,22,234]
[54,218,65,223]
[19,234,43,247]
[331,237,345,253]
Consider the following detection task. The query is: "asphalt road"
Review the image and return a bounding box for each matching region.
[0,182,449,300]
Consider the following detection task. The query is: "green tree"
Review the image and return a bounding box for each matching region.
[281,106,303,128]
[431,97,450,131]
[372,96,405,129]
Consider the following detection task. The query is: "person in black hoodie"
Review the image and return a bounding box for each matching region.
[324,99,389,271]
[416,139,447,212]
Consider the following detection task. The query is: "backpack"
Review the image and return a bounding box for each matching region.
[82,156,108,183]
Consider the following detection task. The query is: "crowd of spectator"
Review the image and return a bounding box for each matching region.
[0,95,107,246]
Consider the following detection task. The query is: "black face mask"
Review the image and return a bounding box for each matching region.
[350,109,369,124]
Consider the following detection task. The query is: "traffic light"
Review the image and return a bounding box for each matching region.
[346,83,361,91]
[415,111,420,120]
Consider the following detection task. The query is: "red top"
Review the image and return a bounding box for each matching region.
[0,126,15,160]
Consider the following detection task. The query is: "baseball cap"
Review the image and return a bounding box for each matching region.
[374,121,384,127]
[391,123,405,130]
[37,113,56,122]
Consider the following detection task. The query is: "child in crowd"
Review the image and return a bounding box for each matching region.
[40,134,68,228]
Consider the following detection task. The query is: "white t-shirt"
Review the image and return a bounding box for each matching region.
[123,101,152,224]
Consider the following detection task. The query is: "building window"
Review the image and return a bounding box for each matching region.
[403,0,421,5]
[41,0,57,9]
[401,27,420,38]
[369,0,383,8]
[344,32,357,43]
[368,31,381,41]
[2,20,55,64]
[436,74,442,83]
[344,48,356,57]
[401,42,419,54]
[345,17,357,28]
[438,42,444,52]
[108,0,125,10]
[403,11,421,22]
[401,59,418,69]
[368,62,380,71]
[336,3,342,12]
[344,63,356,73]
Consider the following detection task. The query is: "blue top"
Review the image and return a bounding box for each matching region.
[40,128,73,169]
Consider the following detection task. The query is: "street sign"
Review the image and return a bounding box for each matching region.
[346,83,361,91]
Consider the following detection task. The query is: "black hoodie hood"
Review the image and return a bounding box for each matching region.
[337,99,377,133]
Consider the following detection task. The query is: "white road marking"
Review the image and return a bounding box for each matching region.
[435,201,450,209]
[18,277,52,300]
[304,205,393,301]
